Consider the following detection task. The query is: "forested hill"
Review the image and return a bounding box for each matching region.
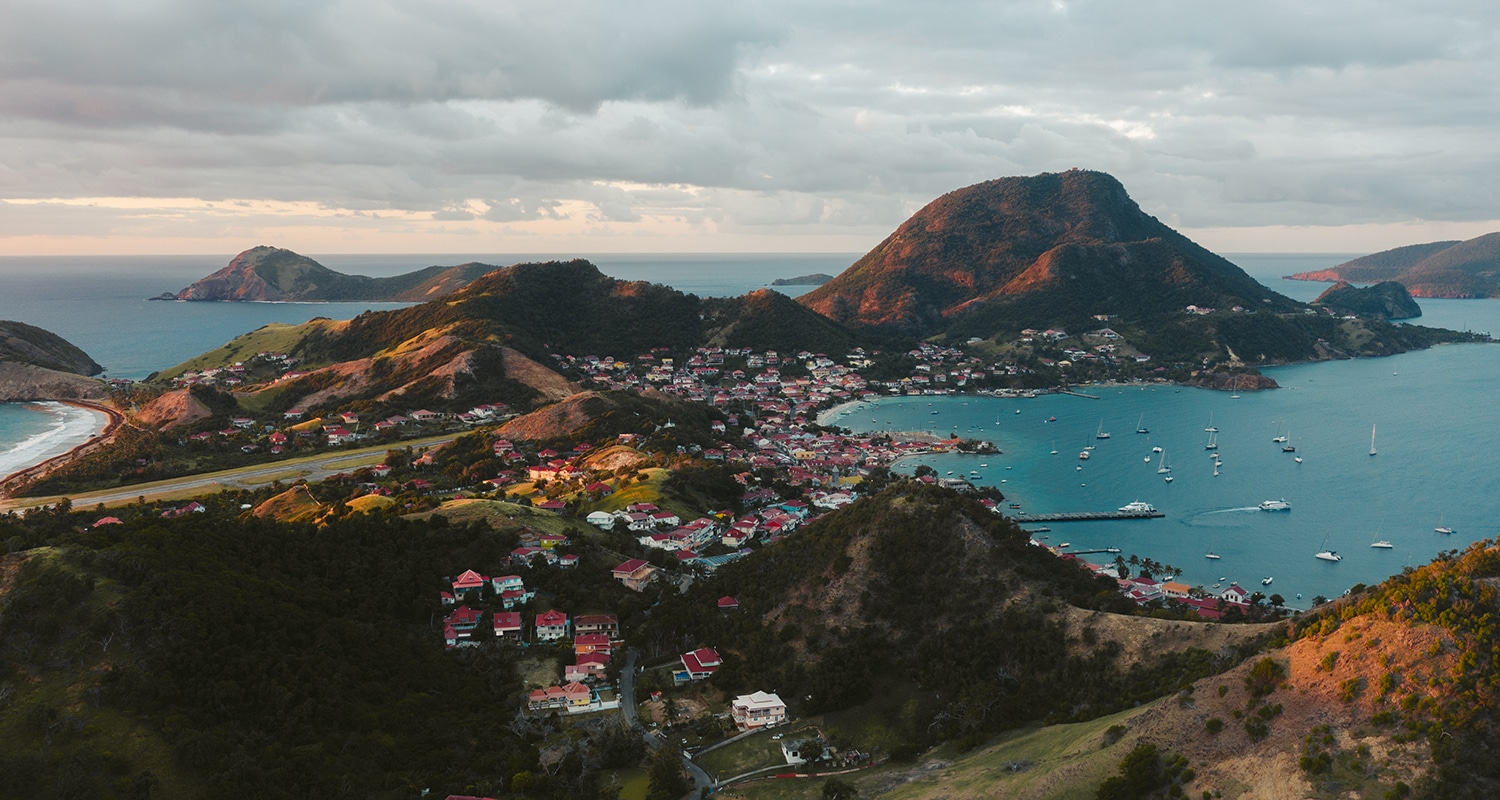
[0,320,103,376]
[1288,233,1500,298]
[274,260,870,370]
[174,246,497,302]
[639,483,1238,751]
[799,170,1300,337]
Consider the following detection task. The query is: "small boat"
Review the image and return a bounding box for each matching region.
[1144,455,1152,463]
[1213,463,1220,477]
[1294,456,1303,464]
[1259,498,1291,511]
[1205,431,1218,451]
[1058,542,1070,548]
[1156,450,1171,474]
[1205,414,1218,433]
[1316,551,1342,562]
[1096,419,1111,440]
[1118,500,1157,513]
[1078,450,1090,460]
[1369,423,1377,457]
[1370,540,1394,549]
[1262,576,1274,586]
[1164,474,1174,483]
[1009,503,1021,509]
[1135,414,1149,434]
[1075,464,1083,471]
[1205,552,1221,560]
[1436,513,1454,535]
[1151,445,1163,453]
[1047,416,1056,422]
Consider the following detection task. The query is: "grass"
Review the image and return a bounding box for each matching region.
[155,320,338,380]
[601,767,649,800]
[697,725,820,778]
[417,498,592,538]
[720,705,1156,800]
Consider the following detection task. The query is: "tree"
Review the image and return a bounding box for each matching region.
[1269,593,1285,607]
[645,747,690,800]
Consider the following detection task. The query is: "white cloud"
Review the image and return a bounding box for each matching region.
[1,0,1498,253]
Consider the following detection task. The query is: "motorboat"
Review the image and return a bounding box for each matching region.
[1259,499,1291,512]
[1262,576,1274,586]
[1205,552,1221,560]
[1078,450,1090,460]
[1370,540,1394,549]
[1118,501,1157,513]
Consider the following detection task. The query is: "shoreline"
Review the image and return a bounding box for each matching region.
[0,400,125,494]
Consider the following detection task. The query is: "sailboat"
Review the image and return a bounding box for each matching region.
[1369,424,1377,457]
[1204,550,1221,560]
[1281,432,1296,453]
[1050,442,1058,455]
[1135,414,1149,434]
[1315,536,1342,562]
[1204,431,1218,451]
[1435,514,1454,535]
[1230,375,1241,399]
[1095,419,1110,440]
[1204,414,1218,433]
[1156,450,1171,474]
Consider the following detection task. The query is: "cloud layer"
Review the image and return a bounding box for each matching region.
[3,0,1498,253]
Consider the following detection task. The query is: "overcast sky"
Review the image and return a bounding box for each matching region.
[3,0,1498,256]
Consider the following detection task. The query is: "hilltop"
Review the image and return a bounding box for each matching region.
[800,170,1297,337]
[1288,233,1500,298]
[0,320,108,402]
[172,245,498,302]
[1313,280,1423,320]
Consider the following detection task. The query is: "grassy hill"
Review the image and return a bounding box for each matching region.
[1289,234,1500,298]
[175,246,498,302]
[0,320,103,376]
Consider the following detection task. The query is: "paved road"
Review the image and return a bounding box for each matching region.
[0,432,463,512]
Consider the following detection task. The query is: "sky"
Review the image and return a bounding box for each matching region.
[2,0,1499,257]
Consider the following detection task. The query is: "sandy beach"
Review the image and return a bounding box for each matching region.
[0,400,123,491]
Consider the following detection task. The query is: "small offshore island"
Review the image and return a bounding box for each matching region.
[770,272,834,286]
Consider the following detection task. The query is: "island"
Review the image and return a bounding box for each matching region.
[770,272,834,286]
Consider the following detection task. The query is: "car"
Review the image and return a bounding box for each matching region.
[771,734,783,740]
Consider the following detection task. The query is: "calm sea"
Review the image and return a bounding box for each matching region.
[3,251,1500,601]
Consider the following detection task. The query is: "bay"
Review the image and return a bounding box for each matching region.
[850,340,1500,607]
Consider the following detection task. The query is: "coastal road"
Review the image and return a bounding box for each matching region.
[0,432,464,513]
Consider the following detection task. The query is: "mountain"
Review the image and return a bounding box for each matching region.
[159,260,870,420]
[1313,280,1422,320]
[1287,234,1500,298]
[770,273,834,286]
[173,245,498,302]
[0,320,103,376]
[799,170,1300,337]
[0,321,107,402]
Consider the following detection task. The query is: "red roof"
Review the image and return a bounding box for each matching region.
[681,647,722,674]
[717,596,739,609]
[493,611,522,630]
[536,609,569,627]
[613,559,649,574]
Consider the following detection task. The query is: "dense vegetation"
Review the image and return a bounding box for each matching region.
[177,246,498,302]
[1290,539,1500,799]
[0,319,103,375]
[637,483,1245,753]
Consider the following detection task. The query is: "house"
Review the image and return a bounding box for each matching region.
[493,611,523,640]
[1221,583,1251,605]
[717,596,739,611]
[445,605,483,638]
[325,427,355,445]
[452,569,489,599]
[674,647,722,684]
[557,553,580,569]
[565,653,610,683]
[574,633,613,656]
[611,559,659,592]
[491,574,524,594]
[731,691,787,730]
[1161,581,1192,599]
[586,511,616,529]
[535,609,570,641]
[574,614,620,639]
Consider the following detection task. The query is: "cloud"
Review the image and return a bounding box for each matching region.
[2,0,1499,253]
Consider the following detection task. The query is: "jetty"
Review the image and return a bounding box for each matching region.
[1066,547,1123,555]
[1007,510,1164,522]
[1059,389,1101,400]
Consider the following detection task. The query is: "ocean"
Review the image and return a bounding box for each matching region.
[3,251,1500,601]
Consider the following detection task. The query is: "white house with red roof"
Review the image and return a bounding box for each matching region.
[674,647,722,684]
[535,609,570,641]
[452,569,489,599]
[1221,583,1251,605]
[574,633,613,656]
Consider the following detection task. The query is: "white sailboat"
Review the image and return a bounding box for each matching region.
[1230,375,1241,399]
[1315,536,1342,562]
[1370,522,1392,549]
[1435,514,1454,535]
[1281,432,1296,453]
[1369,424,1377,457]
[1096,419,1110,440]
[1204,414,1218,433]
[1136,414,1149,434]
[1156,450,1171,474]
[1204,431,1218,451]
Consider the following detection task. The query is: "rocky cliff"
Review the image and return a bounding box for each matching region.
[1313,280,1422,320]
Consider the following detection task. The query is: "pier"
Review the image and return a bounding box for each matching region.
[1065,547,1123,555]
[1059,389,1101,400]
[1007,510,1164,522]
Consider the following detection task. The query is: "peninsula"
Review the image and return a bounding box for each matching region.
[1286,232,1500,298]
[170,245,500,302]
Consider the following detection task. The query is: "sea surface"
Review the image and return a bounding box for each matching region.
[3,251,1500,600]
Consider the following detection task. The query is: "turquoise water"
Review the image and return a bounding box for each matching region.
[843,341,1500,606]
[0,402,107,480]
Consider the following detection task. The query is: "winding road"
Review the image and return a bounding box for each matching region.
[620,648,714,797]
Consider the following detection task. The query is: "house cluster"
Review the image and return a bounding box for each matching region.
[1050,550,1258,620]
[525,612,623,715]
[171,351,298,389]
[438,568,544,648]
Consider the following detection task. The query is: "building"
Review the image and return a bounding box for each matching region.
[611,559,659,592]
[732,691,787,730]
[674,647,722,684]
[535,609,570,641]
